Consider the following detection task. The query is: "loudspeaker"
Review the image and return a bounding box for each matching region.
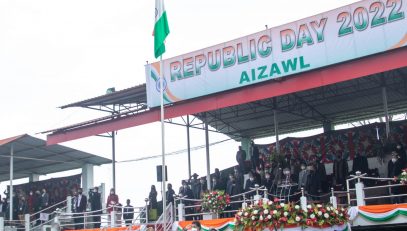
[156,165,168,182]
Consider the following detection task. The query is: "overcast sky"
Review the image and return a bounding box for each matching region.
[0,0,358,207]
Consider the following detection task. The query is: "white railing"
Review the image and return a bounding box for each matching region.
[154,203,173,231]
[346,171,407,206]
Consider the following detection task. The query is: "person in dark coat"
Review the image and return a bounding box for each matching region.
[305,165,320,201]
[190,173,200,199]
[18,196,28,225]
[123,199,134,226]
[333,153,349,190]
[234,167,244,193]
[89,187,102,228]
[396,142,407,168]
[250,142,260,171]
[236,146,247,174]
[211,177,223,191]
[74,188,87,230]
[40,188,49,210]
[352,152,369,174]
[178,181,194,220]
[226,174,242,215]
[244,172,257,199]
[198,177,208,198]
[315,156,328,192]
[148,185,158,209]
[262,172,273,195]
[166,183,176,205]
[388,152,404,203]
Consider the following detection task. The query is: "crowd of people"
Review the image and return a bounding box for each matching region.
[0,188,50,224]
[159,140,407,220]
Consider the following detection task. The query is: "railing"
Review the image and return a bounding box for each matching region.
[346,171,407,206]
[154,203,173,231]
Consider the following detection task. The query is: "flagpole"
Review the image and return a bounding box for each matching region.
[160,54,167,228]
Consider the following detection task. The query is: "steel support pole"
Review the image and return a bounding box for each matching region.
[159,55,167,226]
[382,86,390,138]
[274,110,280,153]
[205,120,211,190]
[9,144,14,220]
[112,131,116,190]
[186,115,192,179]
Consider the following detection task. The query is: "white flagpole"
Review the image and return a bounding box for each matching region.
[159,55,167,227]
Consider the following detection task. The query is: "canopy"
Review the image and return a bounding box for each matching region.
[0,134,111,182]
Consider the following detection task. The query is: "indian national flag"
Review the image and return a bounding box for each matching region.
[153,0,170,58]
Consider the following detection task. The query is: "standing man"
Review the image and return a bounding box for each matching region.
[236,146,247,174]
[123,199,134,226]
[89,187,102,228]
[250,142,260,171]
[166,183,176,206]
[74,188,87,230]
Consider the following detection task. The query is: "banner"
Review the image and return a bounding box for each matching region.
[145,0,407,107]
[256,120,407,162]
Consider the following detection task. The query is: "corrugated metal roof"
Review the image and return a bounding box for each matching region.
[0,134,111,182]
[60,84,147,109]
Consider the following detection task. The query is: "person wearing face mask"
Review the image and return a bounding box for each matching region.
[388,152,403,203]
[298,163,308,191]
[352,152,369,175]
[107,188,119,223]
[74,188,87,230]
[262,172,273,194]
[333,152,349,190]
[166,183,176,205]
[395,142,407,168]
[89,187,102,228]
[234,167,244,193]
[27,190,34,214]
[18,196,28,225]
[40,188,49,211]
[198,177,208,199]
[244,172,257,198]
[179,180,194,220]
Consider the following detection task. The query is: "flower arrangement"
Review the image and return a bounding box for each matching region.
[201,190,231,213]
[234,199,349,230]
[398,169,407,184]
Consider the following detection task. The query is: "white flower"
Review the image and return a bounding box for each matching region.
[264,209,269,214]
[317,204,322,208]
[253,210,259,215]
[267,215,272,219]
[310,214,315,219]
[341,208,345,211]
[335,210,339,214]
[295,205,300,210]
[402,172,406,176]
[280,203,285,207]
[324,213,329,218]
[273,210,277,215]
[318,211,322,216]
[244,212,248,216]
[251,216,256,220]
[238,212,242,216]
[234,218,237,223]
[307,205,312,209]
[259,215,264,221]
[295,216,301,222]
[283,212,288,217]
[327,207,331,211]
[339,213,343,217]
[268,201,273,205]
[208,200,212,203]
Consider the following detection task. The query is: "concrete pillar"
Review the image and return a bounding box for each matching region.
[25,214,30,231]
[66,196,72,214]
[355,182,365,206]
[240,138,251,161]
[177,203,185,221]
[0,216,4,231]
[29,174,40,182]
[82,164,94,196]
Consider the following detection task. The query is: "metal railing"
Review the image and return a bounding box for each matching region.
[346,171,407,206]
[154,203,173,231]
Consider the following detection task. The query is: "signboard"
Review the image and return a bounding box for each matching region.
[146,0,406,108]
